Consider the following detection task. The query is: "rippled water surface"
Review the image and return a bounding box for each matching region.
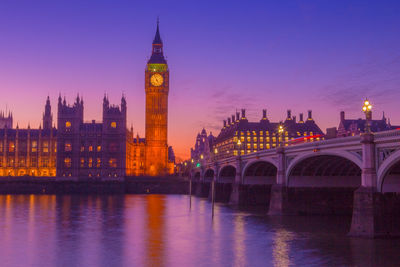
[0,194,399,267]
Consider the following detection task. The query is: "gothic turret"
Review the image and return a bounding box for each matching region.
[148,19,167,64]
[43,96,53,130]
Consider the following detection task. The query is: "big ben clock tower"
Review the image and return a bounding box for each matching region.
[145,21,169,176]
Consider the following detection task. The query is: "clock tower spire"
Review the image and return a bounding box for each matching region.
[144,20,169,176]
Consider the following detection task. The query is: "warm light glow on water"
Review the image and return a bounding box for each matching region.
[0,195,400,266]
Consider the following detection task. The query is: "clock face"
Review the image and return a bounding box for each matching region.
[150,73,163,86]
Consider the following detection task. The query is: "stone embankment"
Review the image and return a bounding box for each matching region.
[0,176,189,194]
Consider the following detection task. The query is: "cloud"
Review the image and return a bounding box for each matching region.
[319,54,400,110]
[195,87,257,133]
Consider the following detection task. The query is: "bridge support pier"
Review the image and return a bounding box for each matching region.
[349,133,400,238]
[349,187,387,238]
[229,158,244,205]
[268,184,292,215]
[268,147,291,215]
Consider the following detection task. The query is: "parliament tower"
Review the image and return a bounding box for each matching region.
[145,21,169,176]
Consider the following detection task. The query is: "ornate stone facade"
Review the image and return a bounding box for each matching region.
[0,97,56,176]
[131,22,174,176]
[56,95,134,178]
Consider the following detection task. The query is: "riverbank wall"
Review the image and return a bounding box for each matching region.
[0,177,189,194]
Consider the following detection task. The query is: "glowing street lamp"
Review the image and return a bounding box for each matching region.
[362,98,372,134]
[278,123,284,147]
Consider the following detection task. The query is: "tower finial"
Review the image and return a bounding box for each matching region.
[153,18,162,45]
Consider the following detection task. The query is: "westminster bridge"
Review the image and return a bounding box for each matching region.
[190,130,400,238]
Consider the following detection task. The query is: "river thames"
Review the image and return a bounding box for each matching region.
[0,194,399,267]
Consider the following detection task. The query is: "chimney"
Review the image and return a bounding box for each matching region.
[293,116,296,123]
[299,113,304,122]
[262,109,267,120]
[340,111,345,122]
[223,120,226,128]
[308,110,312,120]
[236,112,240,122]
[231,115,235,124]
[241,109,246,119]
[227,117,231,125]
[287,109,291,120]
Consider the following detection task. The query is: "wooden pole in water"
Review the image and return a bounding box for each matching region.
[211,180,215,218]
[189,179,192,209]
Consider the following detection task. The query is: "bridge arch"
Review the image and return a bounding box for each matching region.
[286,151,362,187]
[218,164,236,183]
[242,159,277,184]
[193,171,201,181]
[378,149,400,192]
[204,168,215,182]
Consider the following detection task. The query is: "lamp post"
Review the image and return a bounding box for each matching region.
[278,123,284,147]
[362,99,372,134]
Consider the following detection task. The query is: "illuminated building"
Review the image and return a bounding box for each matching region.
[213,109,324,160]
[56,94,134,178]
[190,128,215,162]
[131,21,174,176]
[336,111,399,137]
[0,97,56,176]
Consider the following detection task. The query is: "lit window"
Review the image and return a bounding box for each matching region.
[65,142,72,152]
[247,144,251,149]
[0,143,2,152]
[266,144,270,149]
[260,137,264,142]
[80,146,84,152]
[80,158,85,167]
[240,137,244,142]
[111,122,117,128]
[8,141,15,152]
[253,144,257,149]
[89,146,93,152]
[43,141,49,153]
[247,137,251,142]
[97,145,101,152]
[260,144,264,149]
[253,137,257,142]
[65,121,71,128]
[233,150,238,156]
[109,158,117,168]
[88,158,93,168]
[31,141,37,152]
[97,158,101,168]
[64,158,71,168]
[240,150,244,155]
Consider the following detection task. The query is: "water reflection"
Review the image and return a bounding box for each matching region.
[0,195,399,267]
[145,195,165,267]
[272,229,293,267]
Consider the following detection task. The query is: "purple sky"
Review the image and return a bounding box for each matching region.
[0,0,399,160]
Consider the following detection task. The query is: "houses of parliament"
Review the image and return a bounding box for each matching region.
[0,23,174,177]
